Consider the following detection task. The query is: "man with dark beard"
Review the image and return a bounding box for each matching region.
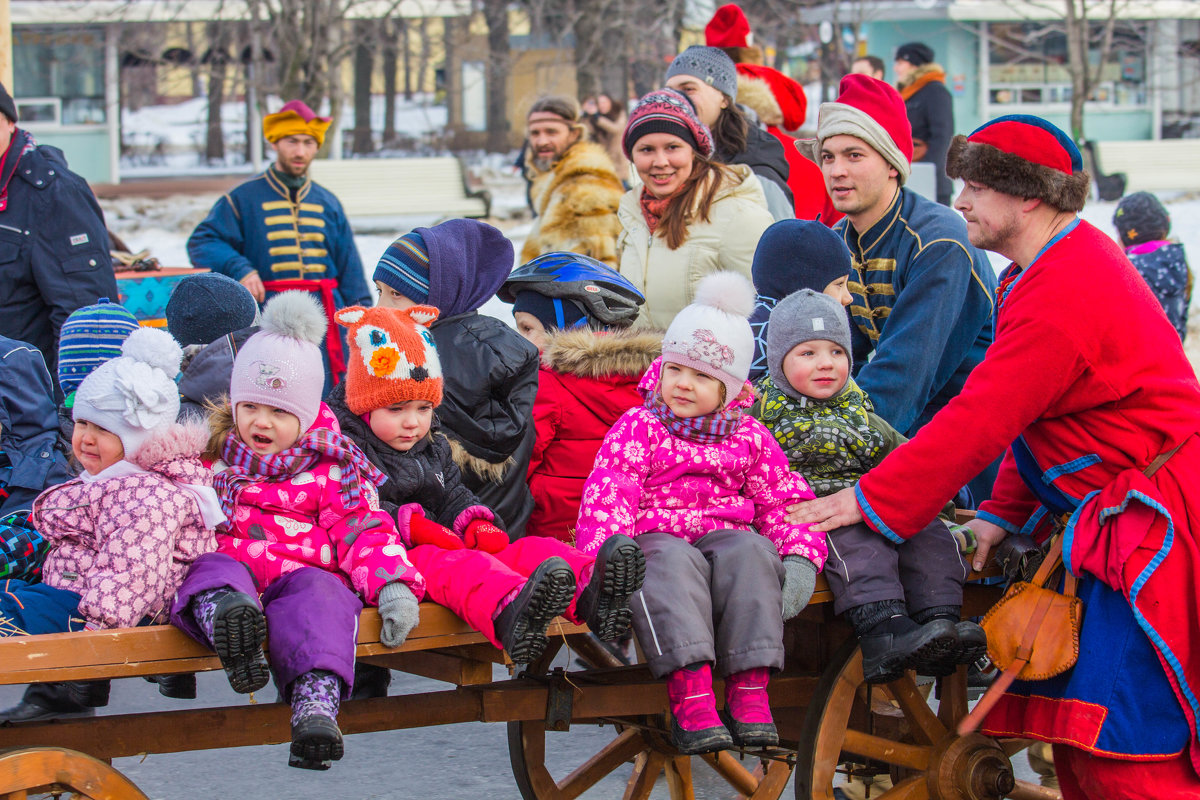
[519,96,624,267]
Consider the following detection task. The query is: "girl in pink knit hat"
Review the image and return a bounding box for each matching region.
[169,291,423,771]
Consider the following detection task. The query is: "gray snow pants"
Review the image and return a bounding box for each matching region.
[822,519,969,616]
[630,529,786,679]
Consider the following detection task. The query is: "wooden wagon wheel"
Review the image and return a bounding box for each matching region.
[508,634,798,800]
[793,637,1061,800]
[0,747,150,800]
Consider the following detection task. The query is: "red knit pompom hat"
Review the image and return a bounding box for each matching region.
[705,4,751,49]
[815,74,913,184]
[335,305,444,416]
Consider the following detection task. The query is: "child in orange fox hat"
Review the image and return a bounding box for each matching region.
[326,304,647,667]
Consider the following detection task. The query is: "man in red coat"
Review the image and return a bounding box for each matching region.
[790,114,1200,797]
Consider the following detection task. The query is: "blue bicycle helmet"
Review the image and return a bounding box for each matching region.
[500,252,645,327]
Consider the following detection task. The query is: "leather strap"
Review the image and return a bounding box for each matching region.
[1145,441,1184,478]
[1030,535,1064,588]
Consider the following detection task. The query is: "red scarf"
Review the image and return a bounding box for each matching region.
[639,188,673,234]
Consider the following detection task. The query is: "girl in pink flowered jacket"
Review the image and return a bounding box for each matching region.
[2,328,222,636]
[169,292,423,771]
[575,273,827,756]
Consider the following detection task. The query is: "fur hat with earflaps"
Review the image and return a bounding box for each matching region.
[946,114,1091,213]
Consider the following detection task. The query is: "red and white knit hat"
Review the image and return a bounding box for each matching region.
[815,74,913,184]
[623,88,715,159]
[335,305,444,416]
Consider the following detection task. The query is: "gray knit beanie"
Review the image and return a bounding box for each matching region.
[666,46,739,102]
[767,289,853,402]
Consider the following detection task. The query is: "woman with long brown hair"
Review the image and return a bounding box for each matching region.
[617,88,774,329]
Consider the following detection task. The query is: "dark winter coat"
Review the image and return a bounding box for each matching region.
[1126,240,1191,341]
[0,130,117,388]
[177,327,260,421]
[430,312,539,535]
[527,327,661,542]
[326,382,487,530]
[0,335,72,516]
[899,65,955,205]
[720,120,794,213]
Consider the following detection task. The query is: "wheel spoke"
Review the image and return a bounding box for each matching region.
[623,751,666,800]
[841,729,931,771]
[699,750,759,797]
[1000,737,1037,757]
[746,758,794,799]
[1008,779,1064,800]
[887,674,947,744]
[874,775,929,800]
[936,667,968,728]
[555,728,647,800]
[664,757,695,800]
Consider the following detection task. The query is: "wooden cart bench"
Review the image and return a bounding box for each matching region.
[0,559,1058,800]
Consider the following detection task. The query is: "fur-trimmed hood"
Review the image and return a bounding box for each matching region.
[540,327,663,379]
[898,62,946,96]
[946,135,1091,213]
[735,64,808,131]
[738,75,784,127]
[131,421,213,484]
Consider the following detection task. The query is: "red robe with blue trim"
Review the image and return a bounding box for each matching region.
[854,219,1200,771]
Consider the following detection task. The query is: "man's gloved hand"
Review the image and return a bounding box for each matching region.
[407,514,464,550]
[377,581,420,648]
[463,519,509,554]
[781,556,818,620]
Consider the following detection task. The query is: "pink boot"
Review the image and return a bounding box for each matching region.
[665,663,733,754]
[723,667,778,748]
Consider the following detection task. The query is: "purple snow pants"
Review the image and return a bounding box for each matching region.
[170,552,362,700]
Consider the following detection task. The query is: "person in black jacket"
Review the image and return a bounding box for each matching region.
[894,42,955,206]
[0,82,117,395]
[665,46,794,220]
[372,219,539,535]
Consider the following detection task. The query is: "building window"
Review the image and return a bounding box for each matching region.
[13,27,107,126]
[986,21,1148,110]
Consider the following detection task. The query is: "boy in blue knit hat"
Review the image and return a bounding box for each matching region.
[748,219,854,381]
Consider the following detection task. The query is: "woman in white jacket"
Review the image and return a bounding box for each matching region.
[617,88,774,329]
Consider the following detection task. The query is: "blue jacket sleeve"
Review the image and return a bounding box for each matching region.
[0,338,72,516]
[187,194,256,281]
[855,239,980,434]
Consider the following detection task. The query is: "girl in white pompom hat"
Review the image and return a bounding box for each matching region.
[1,326,222,638]
[575,271,826,755]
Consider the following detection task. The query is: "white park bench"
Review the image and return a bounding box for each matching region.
[308,156,491,222]
[1093,139,1200,194]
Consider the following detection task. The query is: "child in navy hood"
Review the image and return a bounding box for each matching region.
[373,219,539,534]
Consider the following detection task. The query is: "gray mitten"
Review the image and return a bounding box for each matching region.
[378,581,421,648]
[781,556,818,620]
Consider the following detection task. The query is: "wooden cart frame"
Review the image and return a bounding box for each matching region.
[0,567,1063,800]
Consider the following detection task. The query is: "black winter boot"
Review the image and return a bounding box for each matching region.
[847,601,956,684]
[575,534,645,641]
[211,592,270,694]
[495,557,575,664]
[911,606,988,676]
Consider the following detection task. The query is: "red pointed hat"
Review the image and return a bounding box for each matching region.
[946,114,1090,212]
[705,4,751,49]
[816,74,913,183]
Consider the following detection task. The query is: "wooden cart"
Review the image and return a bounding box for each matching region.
[0,570,1060,800]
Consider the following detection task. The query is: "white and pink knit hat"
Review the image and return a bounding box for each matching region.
[660,272,756,403]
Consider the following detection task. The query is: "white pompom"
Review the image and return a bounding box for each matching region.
[692,271,756,319]
[260,291,327,345]
[121,326,183,377]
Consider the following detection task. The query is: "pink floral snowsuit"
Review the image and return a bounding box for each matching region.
[576,364,826,676]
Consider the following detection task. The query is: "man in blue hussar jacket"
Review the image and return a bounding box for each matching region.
[187,100,371,384]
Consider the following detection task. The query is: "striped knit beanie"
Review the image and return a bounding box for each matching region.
[623,88,715,159]
[57,297,140,396]
[374,231,431,304]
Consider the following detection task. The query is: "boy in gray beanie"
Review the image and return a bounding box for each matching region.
[750,289,985,684]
